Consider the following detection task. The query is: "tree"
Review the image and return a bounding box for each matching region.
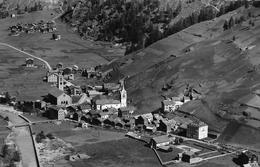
[228,17,234,29]
[244,0,249,8]
[12,151,21,162]
[223,20,229,30]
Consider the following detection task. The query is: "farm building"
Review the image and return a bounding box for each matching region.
[182,151,203,164]
[25,58,34,67]
[186,121,208,140]
[150,135,171,149]
[47,88,72,106]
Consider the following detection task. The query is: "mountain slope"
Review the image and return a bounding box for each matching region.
[106,6,260,134]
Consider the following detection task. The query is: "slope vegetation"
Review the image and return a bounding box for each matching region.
[106,6,260,135]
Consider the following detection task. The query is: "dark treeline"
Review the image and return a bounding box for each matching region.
[62,0,258,54]
[0,0,43,19]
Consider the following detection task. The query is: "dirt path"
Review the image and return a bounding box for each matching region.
[0,42,52,70]
[0,105,38,167]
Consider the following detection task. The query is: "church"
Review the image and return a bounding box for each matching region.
[94,82,127,110]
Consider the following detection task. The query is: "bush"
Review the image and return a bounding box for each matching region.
[35,131,46,143]
[4,116,9,122]
[46,133,55,140]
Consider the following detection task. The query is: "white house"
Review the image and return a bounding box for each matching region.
[47,71,59,83]
[162,99,183,112]
[186,121,208,140]
[95,99,121,110]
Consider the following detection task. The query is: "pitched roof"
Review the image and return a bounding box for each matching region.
[48,88,64,98]
[96,99,120,105]
[152,135,170,144]
[72,95,83,104]
[163,99,178,105]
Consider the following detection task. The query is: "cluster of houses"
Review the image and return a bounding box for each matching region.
[8,20,56,36]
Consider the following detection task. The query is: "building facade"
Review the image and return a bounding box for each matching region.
[186,121,208,140]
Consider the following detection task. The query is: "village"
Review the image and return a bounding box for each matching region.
[8,20,61,40]
[0,56,259,167]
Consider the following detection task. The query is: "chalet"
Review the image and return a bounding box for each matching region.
[56,63,63,69]
[47,88,72,106]
[118,106,135,118]
[186,121,208,140]
[47,71,59,83]
[25,58,34,67]
[52,33,61,40]
[78,102,92,113]
[150,135,171,149]
[63,67,74,80]
[158,119,177,133]
[46,106,67,120]
[68,85,82,95]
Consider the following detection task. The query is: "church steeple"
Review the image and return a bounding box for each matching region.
[120,81,127,107]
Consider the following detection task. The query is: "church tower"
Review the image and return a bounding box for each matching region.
[120,81,127,107]
[57,73,64,91]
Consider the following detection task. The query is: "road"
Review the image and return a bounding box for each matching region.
[0,42,52,70]
[0,105,39,167]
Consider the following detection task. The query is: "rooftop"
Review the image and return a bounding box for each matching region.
[152,135,170,144]
[163,99,178,105]
[48,88,64,98]
[96,99,121,105]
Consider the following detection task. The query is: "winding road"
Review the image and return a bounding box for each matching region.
[0,42,52,70]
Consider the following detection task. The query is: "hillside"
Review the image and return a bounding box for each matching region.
[61,0,251,54]
[105,5,260,136]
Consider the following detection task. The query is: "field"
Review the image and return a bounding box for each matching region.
[70,138,161,167]
[0,45,52,101]
[218,121,260,151]
[32,121,126,146]
[0,9,124,68]
[31,122,162,167]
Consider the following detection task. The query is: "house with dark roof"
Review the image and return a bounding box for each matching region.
[150,135,172,149]
[25,58,34,67]
[78,102,92,113]
[47,88,72,106]
[46,106,67,120]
